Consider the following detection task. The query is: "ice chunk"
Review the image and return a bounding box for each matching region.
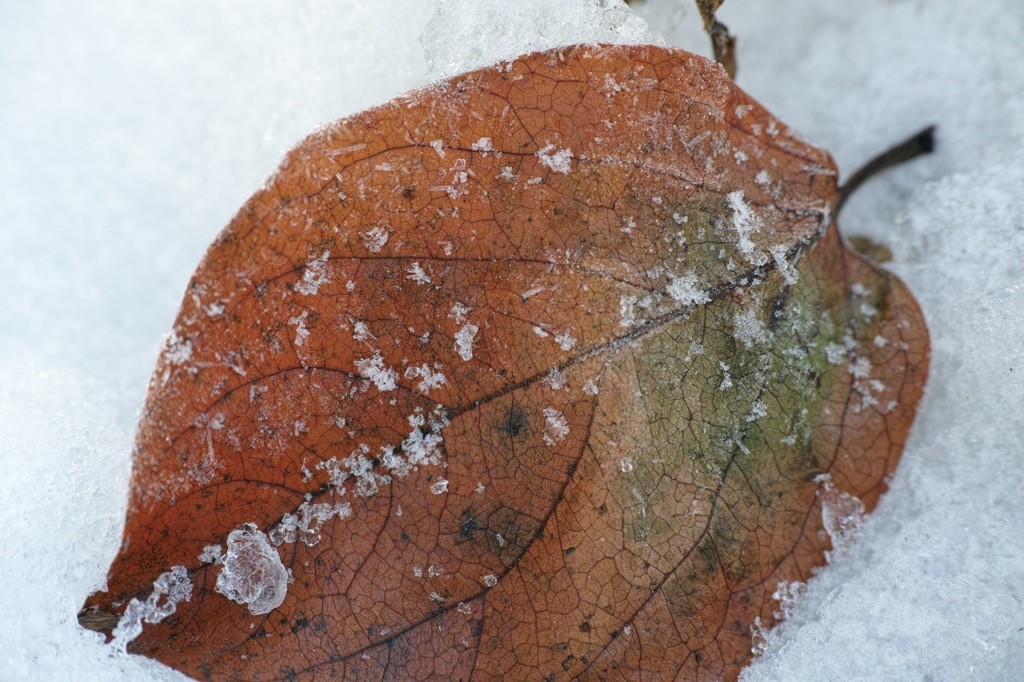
[422,0,663,80]
[111,565,192,650]
[214,524,288,616]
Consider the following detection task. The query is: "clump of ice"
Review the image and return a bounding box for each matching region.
[422,0,663,79]
[214,524,288,616]
[111,565,192,651]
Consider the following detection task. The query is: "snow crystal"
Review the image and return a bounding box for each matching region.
[404,362,448,394]
[848,356,872,379]
[521,286,545,300]
[383,406,449,477]
[732,309,770,348]
[289,311,310,347]
[619,295,638,327]
[450,301,472,324]
[471,137,493,152]
[824,343,847,365]
[319,444,391,497]
[214,524,288,616]
[198,545,222,564]
[163,330,192,365]
[430,478,449,494]
[555,331,576,351]
[482,574,498,588]
[406,262,431,285]
[755,169,772,186]
[727,190,767,265]
[536,144,573,174]
[544,367,568,391]
[719,362,733,390]
[666,271,711,306]
[746,400,768,422]
[769,244,799,285]
[542,407,569,446]
[455,323,478,361]
[354,351,398,391]
[111,565,192,650]
[295,251,331,295]
[363,226,390,252]
[352,320,374,343]
[269,499,352,547]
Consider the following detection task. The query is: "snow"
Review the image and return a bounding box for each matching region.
[422,0,662,79]
[1,1,1022,680]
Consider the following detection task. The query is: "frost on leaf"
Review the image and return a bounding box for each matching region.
[83,44,928,681]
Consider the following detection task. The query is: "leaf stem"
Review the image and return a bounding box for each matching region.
[836,125,936,215]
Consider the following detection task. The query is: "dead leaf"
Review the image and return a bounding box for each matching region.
[82,44,929,681]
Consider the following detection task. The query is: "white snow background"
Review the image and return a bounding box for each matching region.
[1,0,1022,679]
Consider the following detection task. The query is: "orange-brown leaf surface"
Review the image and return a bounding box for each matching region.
[83,44,928,681]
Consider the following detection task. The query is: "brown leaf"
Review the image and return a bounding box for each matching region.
[83,44,928,681]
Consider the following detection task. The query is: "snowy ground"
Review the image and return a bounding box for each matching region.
[1,1,1022,680]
